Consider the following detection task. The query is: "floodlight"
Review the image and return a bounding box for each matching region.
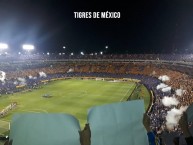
[105,45,108,49]
[80,52,84,55]
[0,43,8,49]
[71,52,74,56]
[63,46,66,49]
[47,52,50,55]
[100,51,103,55]
[22,44,35,51]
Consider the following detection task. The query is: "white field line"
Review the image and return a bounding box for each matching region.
[0,120,9,123]
[19,109,48,113]
[0,126,8,129]
[0,120,10,134]
[120,84,136,102]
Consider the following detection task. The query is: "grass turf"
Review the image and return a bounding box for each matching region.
[0,79,150,132]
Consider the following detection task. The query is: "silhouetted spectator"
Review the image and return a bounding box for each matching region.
[143,113,160,145]
[179,112,193,145]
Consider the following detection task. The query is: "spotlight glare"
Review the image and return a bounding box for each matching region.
[22,44,35,51]
[0,43,8,49]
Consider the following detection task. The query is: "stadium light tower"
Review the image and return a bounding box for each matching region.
[22,44,35,51]
[0,43,8,50]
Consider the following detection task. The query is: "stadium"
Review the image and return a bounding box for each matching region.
[1,1,193,145]
[0,52,193,145]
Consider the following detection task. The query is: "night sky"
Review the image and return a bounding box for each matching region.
[0,0,193,54]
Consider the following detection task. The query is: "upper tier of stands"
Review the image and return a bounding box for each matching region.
[0,53,193,62]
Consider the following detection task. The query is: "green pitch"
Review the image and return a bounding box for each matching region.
[0,79,150,131]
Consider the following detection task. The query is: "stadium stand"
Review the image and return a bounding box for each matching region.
[0,54,193,145]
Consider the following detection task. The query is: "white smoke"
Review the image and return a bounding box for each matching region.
[162,96,179,107]
[166,106,188,130]
[29,75,37,79]
[0,71,6,83]
[175,89,185,96]
[156,83,171,92]
[162,86,172,92]
[17,77,26,85]
[156,83,168,90]
[159,75,170,82]
[13,81,18,85]
[39,72,47,78]
[67,68,74,73]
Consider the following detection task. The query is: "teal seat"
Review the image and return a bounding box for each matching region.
[9,113,81,145]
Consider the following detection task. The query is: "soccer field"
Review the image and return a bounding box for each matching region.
[0,79,150,132]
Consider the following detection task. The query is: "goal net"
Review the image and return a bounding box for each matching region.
[95,78,104,81]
